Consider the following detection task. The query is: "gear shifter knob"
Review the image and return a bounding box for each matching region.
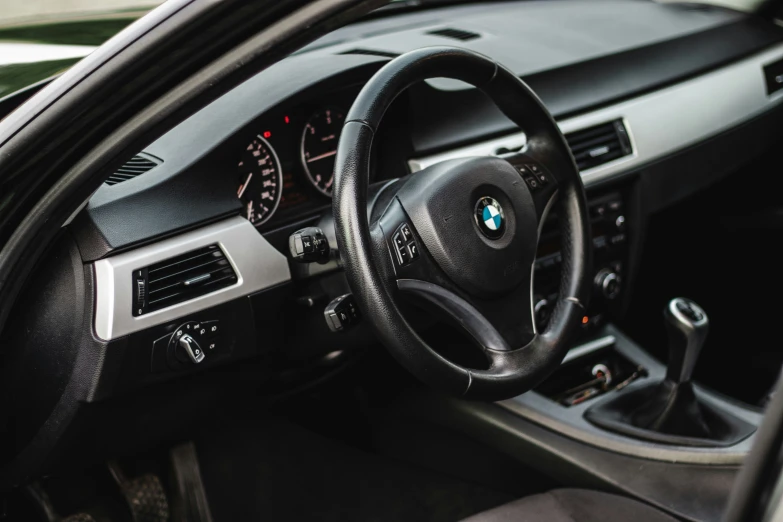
[664,298,709,384]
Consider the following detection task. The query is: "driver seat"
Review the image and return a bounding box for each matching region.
[462,489,678,522]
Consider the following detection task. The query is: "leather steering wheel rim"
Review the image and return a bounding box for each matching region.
[333,47,591,401]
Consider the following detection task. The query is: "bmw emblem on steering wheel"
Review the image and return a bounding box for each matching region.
[474,196,506,239]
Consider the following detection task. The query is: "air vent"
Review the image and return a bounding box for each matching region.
[105,153,161,186]
[132,244,237,316]
[427,27,481,41]
[339,48,399,58]
[565,120,633,172]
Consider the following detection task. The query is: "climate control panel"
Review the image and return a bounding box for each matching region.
[533,191,629,331]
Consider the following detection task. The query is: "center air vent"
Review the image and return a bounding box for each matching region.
[105,153,161,186]
[427,27,481,41]
[564,120,633,172]
[132,244,237,316]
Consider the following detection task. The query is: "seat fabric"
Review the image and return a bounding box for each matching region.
[461,489,679,522]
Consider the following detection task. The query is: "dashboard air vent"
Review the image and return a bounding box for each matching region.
[339,48,398,58]
[105,153,161,186]
[565,120,632,172]
[132,244,237,316]
[427,27,481,41]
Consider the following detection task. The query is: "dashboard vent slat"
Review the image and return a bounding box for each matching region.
[132,244,237,316]
[565,120,633,172]
[105,153,162,186]
[427,27,481,41]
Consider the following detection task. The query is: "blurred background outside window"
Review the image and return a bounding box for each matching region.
[0,0,162,99]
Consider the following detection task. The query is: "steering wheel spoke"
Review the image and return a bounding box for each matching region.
[376,194,538,353]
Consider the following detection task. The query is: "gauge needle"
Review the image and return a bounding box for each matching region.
[306,150,337,163]
[237,173,253,198]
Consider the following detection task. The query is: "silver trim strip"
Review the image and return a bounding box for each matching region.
[562,335,616,364]
[93,216,291,341]
[409,43,783,186]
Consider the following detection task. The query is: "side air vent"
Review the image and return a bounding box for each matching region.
[105,153,161,186]
[339,48,399,58]
[565,120,633,172]
[132,244,237,316]
[427,27,481,41]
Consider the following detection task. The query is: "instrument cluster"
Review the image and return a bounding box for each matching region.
[235,87,356,229]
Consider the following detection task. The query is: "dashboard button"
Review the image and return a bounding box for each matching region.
[409,242,419,259]
[523,175,540,191]
[394,233,405,249]
[205,338,220,353]
[203,320,220,338]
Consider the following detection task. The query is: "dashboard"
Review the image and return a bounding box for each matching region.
[36,0,783,394]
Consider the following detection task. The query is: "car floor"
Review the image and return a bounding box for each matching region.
[196,416,515,522]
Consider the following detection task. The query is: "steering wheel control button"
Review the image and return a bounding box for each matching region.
[392,223,419,267]
[523,175,540,191]
[397,244,411,265]
[325,294,361,333]
[527,165,549,185]
[474,197,506,239]
[289,226,330,264]
[400,224,413,241]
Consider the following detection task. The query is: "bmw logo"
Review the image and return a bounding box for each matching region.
[474,196,505,239]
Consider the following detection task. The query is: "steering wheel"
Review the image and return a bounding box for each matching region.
[333,47,591,401]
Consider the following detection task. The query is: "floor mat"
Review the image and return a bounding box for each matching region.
[196,417,514,522]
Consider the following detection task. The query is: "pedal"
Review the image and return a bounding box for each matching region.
[61,515,96,522]
[169,442,213,522]
[108,462,170,522]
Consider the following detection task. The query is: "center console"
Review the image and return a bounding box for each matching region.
[533,191,628,332]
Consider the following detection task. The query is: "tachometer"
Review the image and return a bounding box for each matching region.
[301,108,345,197]
[237,135,283,226]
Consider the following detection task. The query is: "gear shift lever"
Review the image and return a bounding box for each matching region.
[585,297,755,446]
[664,298,709,385]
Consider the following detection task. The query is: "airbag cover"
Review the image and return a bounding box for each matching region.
[395,156,537,298]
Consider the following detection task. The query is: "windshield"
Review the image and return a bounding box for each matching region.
[0,0,769,101]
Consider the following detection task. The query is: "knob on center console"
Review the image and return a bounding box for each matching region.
[594,269,621,299]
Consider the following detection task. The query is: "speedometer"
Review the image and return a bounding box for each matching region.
[237,135,283,226]
[301,108,345,197]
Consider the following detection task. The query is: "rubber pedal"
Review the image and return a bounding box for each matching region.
[119,473,170,522]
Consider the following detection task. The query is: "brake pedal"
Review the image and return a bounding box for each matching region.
[108,462,169,522]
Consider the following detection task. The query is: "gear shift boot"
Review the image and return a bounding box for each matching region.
[585,298,756,447]
[585,380,755,447]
